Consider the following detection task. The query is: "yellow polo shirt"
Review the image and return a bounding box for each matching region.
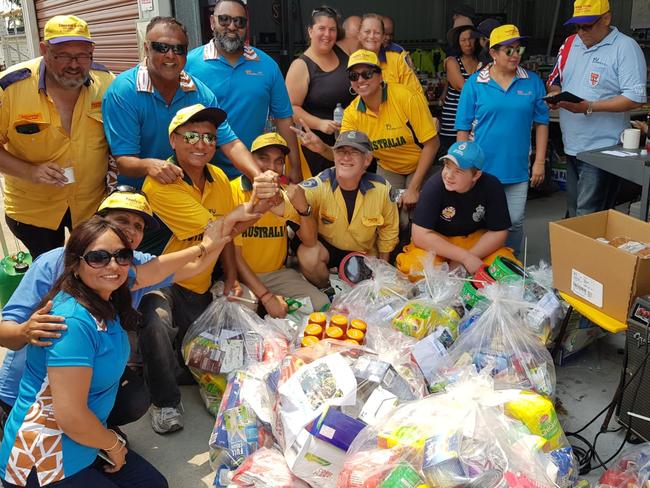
[143,162,240,294]
[300,169,399,255]
[341,83,437,175]
[231,176,300,274]
[0,57,114,229]
[380,49,424,96]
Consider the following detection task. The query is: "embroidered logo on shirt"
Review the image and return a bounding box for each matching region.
[589,72,600,87]
[516,90,532,96]
[473,205,485,223]
[244,69,264,76]
[17,112,43,121]
[441,206,456,221]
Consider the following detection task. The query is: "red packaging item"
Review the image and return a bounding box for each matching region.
[472,265,495,289]
[338,448,400,488]
[598,469,638,487]
[230,448,310,487]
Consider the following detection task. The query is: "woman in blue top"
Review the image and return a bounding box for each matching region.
[455,24,549,256]
[0,217,167,487]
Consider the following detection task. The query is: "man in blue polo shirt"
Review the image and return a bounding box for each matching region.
[547,0,647,217]
[185,0,302,183]
[102,16,262,190]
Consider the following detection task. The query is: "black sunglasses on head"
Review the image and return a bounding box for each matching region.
[81,249,134,269]
[348,69,379,82]
[149,41,188,56]
[216,14,248,28]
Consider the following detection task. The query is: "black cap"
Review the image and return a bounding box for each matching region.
[333,131,372,153]
[470,18,501,39]
[453,4,476,19]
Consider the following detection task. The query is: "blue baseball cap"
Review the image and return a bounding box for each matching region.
[440,142,485,170]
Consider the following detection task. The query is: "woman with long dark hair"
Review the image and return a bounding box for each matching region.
[0,216,167,487]
[285,6,355,176]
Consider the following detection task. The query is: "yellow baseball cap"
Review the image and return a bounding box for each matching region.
[168,104,227,136]
[347,49,380,70]
[97,189,159,230]
[564,0,610,25]
[489,24,527,48]
[251,132,290,154]
[44,15,93,44]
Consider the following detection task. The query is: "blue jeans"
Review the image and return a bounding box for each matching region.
[565,155,621,217]
[1,451,167,487]
[502,181,528,257]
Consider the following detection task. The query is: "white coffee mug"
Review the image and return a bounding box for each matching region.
[63,167,76,184]
[621,128,641,150]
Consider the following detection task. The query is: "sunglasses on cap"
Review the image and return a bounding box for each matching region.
[109,185,145,196]
[216,14,248,29]
[80,248,134,269]
[149,41,188,56]
[174,130,217,145]
[348,69,380,82]
[501,45,526,57]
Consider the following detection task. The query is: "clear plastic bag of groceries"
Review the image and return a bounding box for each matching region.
[521,261,564,345]
[596,443,650,488]
[182,297,289,414]
[392,259,465,344]
[225,448,310,488]
[209,362,278,477]
[270,339,427,488]
[331,256,415,321]
[339,371,560,488]
[432,282,557,397]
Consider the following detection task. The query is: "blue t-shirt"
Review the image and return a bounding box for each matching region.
[185,42,293,178]
[102,63,238,188]
[0,292,129,484]
[550,28,647,156]
[0,247,171,407]
[455,65,549,184]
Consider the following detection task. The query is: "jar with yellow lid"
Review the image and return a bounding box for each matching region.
[344,338,360,346]
[301,336,320,347]
[330,314,348,332]
[346,328,365,344]
[325,326,344,340]
[304,323,324,339]
[308,312,327,328]
[349,319,367,333]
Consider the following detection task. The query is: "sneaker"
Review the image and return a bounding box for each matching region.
[150,403,184,434]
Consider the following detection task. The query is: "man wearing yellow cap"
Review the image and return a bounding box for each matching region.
[0,15,114,259]
[231,133,330,315]
[547,0,647,216]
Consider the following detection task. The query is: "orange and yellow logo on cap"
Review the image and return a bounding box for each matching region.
[489,24,523,48]
[573,0,610,16]
[44,15,92,42]
[347,49,380,69]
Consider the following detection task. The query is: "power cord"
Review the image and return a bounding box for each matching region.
[564,328,650,475]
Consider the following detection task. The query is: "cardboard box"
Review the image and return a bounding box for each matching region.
[549,210,650,322]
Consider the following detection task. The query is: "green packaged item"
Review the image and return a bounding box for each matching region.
[488,256,524,281]
[461,281,485,309]
[380,462,426,488]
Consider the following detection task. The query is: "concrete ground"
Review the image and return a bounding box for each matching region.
[0,187,637,487]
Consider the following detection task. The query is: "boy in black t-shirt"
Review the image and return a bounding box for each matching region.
[397,141,516,277]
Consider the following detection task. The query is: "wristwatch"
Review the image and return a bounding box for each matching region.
[585,101,594,116]
[297,204,312,217]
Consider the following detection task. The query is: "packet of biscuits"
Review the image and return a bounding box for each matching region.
[602,236,650,258]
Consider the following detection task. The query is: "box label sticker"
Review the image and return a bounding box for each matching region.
[571,269,603,307]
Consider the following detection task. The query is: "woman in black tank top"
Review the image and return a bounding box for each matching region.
[286,6,355,176]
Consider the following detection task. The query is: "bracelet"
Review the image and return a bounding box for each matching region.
[259,291,273,304]
[196,243,206,258]
[105,430,123,452]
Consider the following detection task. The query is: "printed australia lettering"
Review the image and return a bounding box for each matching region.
[372,136,407,150]
[242,225,285,238]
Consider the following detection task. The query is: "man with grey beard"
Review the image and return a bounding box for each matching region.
[185,0,303,183]
[0,15,114,259]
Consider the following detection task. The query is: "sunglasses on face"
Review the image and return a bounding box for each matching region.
[216,14,248,28]
[149,41,188,56]
[502,46,526,57]
[348,69,379,82]
[576,17,601,31]
[175,130,217,145]
[81,249,134,268]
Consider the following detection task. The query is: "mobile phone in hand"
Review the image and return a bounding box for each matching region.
[98,450,116,466]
